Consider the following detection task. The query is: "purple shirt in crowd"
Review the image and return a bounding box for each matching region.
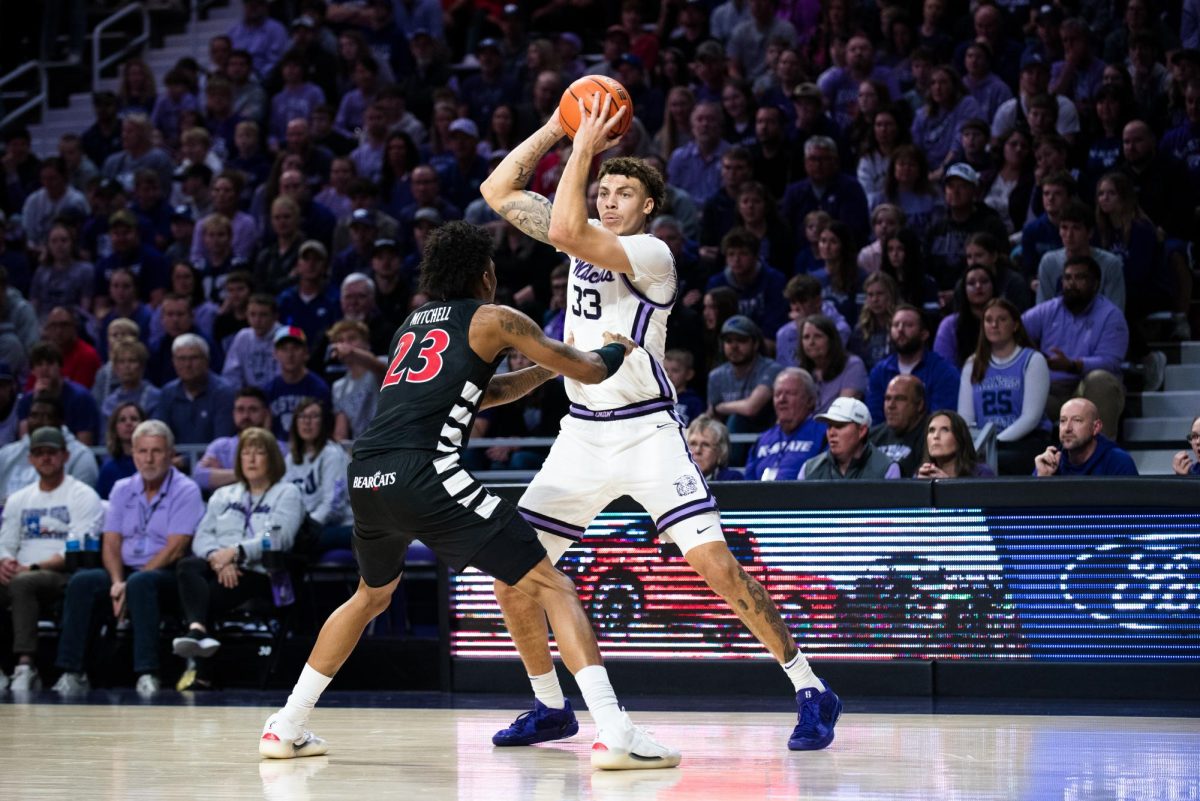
[105,467,205,569]
[1021,295,1129,383]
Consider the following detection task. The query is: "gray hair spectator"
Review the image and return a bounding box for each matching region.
[53,417,205,695]
[686,414,742,482]
[745,368,826,481]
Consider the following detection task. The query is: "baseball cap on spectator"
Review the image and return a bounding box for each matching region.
[413,208,443,226]
[373,237,399,254]
[0,361,13,382]
[816,397,872,427]
[477,38,502,53]
[618,53,644,70]
[290,15,316,29]
[448,118,479,139]
[175,162,214,184]
[720,315,762,341]
[109,210,138,229]
[558,32,582,51]
[299,239,327,260]
[605,25,630,40]
[408,27,432,41]
[29,426,67,451]
[944,163,980,186]
[961,118,989,136]
[350,208,377,227]
[170,204,193,222]
[1034,4,1062,25]
[1020,52,1048,71]
[792,82,822,103]
[273,326,307,347]
[97,178,123,197]
[488,149,510,164]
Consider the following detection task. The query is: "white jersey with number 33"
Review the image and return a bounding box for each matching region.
[562,220,677,412]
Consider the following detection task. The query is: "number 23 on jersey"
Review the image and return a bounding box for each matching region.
[382,329,450,387]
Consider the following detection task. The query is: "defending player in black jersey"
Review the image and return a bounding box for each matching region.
[260,221,681,771]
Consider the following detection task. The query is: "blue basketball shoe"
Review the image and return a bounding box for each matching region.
[788,681,842,751]
[492,700,580,746]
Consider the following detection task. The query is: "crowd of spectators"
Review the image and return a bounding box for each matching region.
[0,0,1199,690]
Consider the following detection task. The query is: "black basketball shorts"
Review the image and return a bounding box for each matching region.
[348,450,547,587]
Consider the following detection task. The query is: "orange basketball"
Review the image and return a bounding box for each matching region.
[558,75,634,140]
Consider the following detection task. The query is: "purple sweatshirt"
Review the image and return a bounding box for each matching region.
[1021,295,1129,383]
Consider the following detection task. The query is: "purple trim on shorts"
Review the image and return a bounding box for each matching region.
[656,495,720,532]
[518,507,584,541]
[568,398,675,420]
[620,273,676,310]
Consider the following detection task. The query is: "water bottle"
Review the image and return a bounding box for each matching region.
[64,532,83,572]
[82,531,101,568]
[262,514,293,606]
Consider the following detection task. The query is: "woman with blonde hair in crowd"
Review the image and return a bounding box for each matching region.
[174,426,304,689]
[118,58,157,116]
[654,86,696,161]
[857,203,905,273]
[849,272,898,370]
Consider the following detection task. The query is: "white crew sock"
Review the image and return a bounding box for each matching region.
[782,651,823,692]
[529,669,566,709]
[573,664,626,733]
[280,663,333,726]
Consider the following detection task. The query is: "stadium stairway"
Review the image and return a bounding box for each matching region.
[29,2,240,158]
[1125,341,1200,474]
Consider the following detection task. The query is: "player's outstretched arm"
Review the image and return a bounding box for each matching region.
[473,305,634,386]
[547,94,635,274]
[479,117,565,244]
[480,365,558,411]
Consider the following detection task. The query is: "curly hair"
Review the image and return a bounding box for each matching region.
[598,156,665,222]
[418,221,494,301]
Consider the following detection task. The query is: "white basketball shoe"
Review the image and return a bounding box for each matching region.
[259,712,330,759]
[590,713,681,770]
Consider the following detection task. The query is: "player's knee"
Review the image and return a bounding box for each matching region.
[691,547,743,597]
[355,584,394,617]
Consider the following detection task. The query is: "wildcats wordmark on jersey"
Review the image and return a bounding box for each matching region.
[561,224,680,415]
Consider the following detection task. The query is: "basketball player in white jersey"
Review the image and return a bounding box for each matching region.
[480,94,842,751]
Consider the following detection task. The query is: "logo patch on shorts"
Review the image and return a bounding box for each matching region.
[353,471,397,490]
[673,475,698,496]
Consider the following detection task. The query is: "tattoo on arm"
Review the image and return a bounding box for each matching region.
[481,366,556,408]
[498,309,538,338]
[498,191,553,244]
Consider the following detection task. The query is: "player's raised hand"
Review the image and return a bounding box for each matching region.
[573,92,626,155]
[601,331,637,354]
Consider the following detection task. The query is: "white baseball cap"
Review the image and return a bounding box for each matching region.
[816,397,872,427]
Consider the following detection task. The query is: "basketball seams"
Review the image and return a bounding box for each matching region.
[559,75,633,140]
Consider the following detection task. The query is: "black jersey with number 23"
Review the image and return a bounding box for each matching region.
[352,299,501,461]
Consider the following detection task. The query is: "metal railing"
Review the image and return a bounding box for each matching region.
[94,2,150,90]
[0,61,48,130]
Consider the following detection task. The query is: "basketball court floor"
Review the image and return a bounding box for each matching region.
[1,692,1196,800]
